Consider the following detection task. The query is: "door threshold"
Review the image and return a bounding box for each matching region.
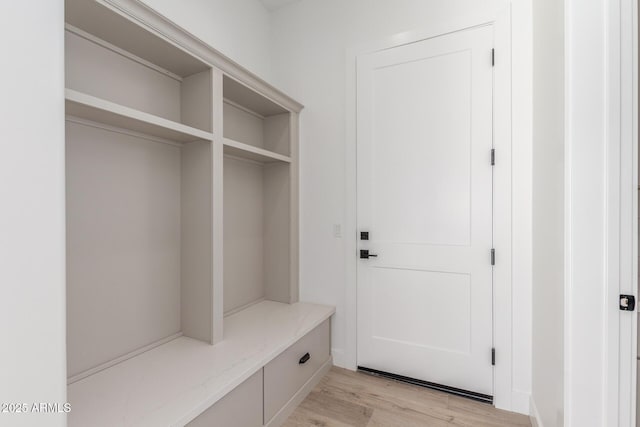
[357,366,493,404]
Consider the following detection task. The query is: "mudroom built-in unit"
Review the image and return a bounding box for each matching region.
[64,1,333,426]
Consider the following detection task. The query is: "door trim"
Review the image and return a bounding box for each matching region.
[607,0,637,425]
[344,5,523,413]
[620,1,638,424]
[608,0,638,424]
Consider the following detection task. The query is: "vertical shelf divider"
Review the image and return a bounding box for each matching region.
[289,112,300,304]
[211,67,225,344]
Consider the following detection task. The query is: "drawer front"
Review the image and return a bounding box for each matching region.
[187,370,263,427]
[264,320,330,422]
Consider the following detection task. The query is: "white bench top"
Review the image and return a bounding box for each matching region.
[68,301,335,427]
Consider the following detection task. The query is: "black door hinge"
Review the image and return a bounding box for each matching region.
[490,249,495,266]
[491,149,495,166]
[491,348,496,366]
[620,295,636,311]
[491,49,495,67]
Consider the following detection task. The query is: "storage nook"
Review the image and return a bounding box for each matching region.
[65,0,217,382]
[64,1,333,426]
[223,75,297,316]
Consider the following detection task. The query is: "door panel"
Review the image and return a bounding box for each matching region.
[357,25,494,396]
[372,269,471,354]
[372,50,472,247]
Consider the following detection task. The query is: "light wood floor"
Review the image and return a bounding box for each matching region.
[284,367,531,427]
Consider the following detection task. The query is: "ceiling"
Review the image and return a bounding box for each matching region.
[259,0,301,12]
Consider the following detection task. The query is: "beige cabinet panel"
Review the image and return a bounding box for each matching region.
[264,320,331,423]
[187,370,263,427]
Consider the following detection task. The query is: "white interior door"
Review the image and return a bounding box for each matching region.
[357,25,495,397]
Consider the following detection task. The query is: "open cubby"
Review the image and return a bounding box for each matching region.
[223,155,292,315]
[65,0,213,138]
[66,123,214,382]
[65,0,216,383]
[223,76,291,158]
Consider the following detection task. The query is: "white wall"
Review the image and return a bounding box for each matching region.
[0,2,67,426]
[531,0,565,425]
[139,0,273,80]
[269,0,533,413]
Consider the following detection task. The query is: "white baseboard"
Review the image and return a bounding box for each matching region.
[511,389,531,415]
[529,396,543,427]
[331,348,346,368]
[265,356,333,427]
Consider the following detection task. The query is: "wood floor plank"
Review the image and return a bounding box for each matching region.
[367,408,450,427]
[321,375,448,408]
[285,367,531,427]
[297,390,373,427]
[326,369,449,406]
[447,395,531,426]
[282,405,356,427]
[315,380,452,423]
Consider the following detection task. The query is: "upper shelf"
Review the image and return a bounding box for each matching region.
[224,76,289,117]
[223,138,291,163]
[65,0,303,115]
[65,89,214,144]
[65,0,209,78]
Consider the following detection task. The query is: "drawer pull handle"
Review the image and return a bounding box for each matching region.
[299,352,311,364]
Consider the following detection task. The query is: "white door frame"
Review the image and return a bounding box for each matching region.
[612,0,637,425]
[605,0,638,424]
[565,0,637,425]
[611,0,638,425]
[344,5,522,412]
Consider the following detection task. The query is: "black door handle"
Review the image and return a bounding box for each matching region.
[360,250,378,259]
[299,352,311,364]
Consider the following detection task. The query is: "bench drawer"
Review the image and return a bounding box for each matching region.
[263,320,330,423]
[187,370,263,427]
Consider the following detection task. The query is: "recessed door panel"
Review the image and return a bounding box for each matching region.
[372,50,472,246]
[371,268,471,354]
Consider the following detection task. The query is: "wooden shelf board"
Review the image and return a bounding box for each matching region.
[223,138,291,163]
[67,301,334,427]
[65,0,209,78]
[223,75,289,117]
[65,89,214,144]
